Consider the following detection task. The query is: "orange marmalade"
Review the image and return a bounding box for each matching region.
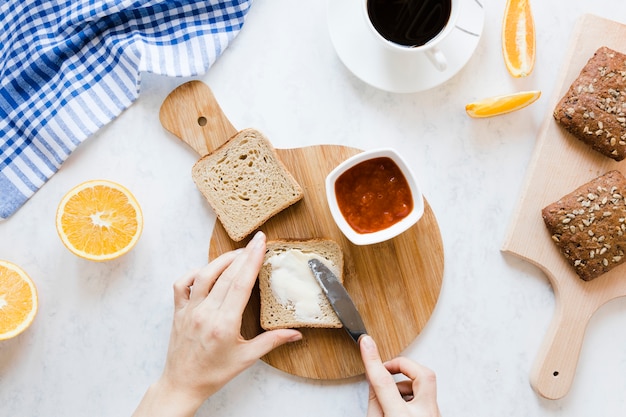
[334,157,413,234]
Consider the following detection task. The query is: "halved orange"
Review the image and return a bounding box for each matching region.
[0,260,38,340]
[466,90,541,118]
[56,180,143,261]
[502,0,535,77]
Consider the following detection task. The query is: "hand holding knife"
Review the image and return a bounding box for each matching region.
[308,258,441,416]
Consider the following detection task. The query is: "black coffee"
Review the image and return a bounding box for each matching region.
[367,0,452,47]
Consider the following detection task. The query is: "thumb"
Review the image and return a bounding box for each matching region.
[360,335,404,413]
[246,329,303,358]
[360,335,390,373]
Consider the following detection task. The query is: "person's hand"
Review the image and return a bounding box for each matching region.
[133,231,302,417]
[360,335,441,417]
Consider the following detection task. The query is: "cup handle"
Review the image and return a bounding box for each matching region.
[426,47,447,72]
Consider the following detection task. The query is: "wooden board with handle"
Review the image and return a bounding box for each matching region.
[159,80,444,380]
[502,14,626,400]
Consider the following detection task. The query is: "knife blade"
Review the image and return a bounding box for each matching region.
[307,258,367,343]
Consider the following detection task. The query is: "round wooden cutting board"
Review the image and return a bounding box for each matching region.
[160,81,445,380]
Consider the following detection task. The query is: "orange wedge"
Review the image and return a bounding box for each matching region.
[56,180,143,261]
[465,90,541,118]
[502,0,535,77]
[0,260,38,340]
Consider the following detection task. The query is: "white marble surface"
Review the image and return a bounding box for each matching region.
[3,0,626,415]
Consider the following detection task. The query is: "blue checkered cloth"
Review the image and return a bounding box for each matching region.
[0,0,252,220]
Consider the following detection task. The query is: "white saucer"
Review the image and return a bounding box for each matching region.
[327,0,485,93]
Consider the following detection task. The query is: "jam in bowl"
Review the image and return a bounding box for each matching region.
[325,148,424,245]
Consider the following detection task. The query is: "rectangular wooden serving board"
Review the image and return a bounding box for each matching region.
[502,14,626,400]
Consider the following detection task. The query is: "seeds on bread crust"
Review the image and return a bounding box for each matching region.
[553,46,626,161]
[542,170,626,281]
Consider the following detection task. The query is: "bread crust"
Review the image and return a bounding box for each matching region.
[191,129,303,242]
[554,46,626,161]
[259,239,344,330]
[542,170,626,281]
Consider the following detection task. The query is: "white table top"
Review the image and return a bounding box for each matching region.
[3,0,626,415]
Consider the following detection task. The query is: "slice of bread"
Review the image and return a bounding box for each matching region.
[191,128,304,242]
[259,239,344,330]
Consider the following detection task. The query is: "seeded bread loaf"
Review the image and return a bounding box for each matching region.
[553,46,626,161]
[259,239,344,330]
[191,129,304,242]
[542,170,626,281]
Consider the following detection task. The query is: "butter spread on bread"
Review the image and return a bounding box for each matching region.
[260,239,343,330]
[267,250,338,321]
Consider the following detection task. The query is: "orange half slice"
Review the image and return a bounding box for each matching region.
[0,260,38,340]
[56,180,143,261]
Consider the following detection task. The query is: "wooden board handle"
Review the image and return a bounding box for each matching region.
[530,292,594,399]
[159,80,237,156]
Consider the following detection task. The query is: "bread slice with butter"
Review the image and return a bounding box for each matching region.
[191,128,304,242]
[259,239,344,330]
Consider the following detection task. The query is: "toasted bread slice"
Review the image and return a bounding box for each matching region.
[259,239,344,330]
[191,128,304,242]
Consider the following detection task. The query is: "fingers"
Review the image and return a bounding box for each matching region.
[361,335,440,415]
[172,270,196,310]
[395,379,414,398]
[205,231,266,315]
[172,237,249,309]
[173,231,266,330]
[245,329,302,363]
[360,335,404,414]
[188,250,241,305]
[384,357,439,404]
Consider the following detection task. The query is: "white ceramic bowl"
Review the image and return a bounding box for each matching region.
[325,148,424,245]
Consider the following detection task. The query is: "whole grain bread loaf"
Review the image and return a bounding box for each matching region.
[259,239,344,330]
[542,170,626,281]
[191,129,303,242]
[553,46,626,161]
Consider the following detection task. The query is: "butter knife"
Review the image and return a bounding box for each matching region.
[307,258,368,343]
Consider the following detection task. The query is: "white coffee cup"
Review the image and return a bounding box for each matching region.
[363,0,459,71]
